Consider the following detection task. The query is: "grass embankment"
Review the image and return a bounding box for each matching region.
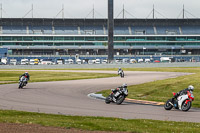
[99,67,200,108]
[0,110,200,133]
[0,71,116,84]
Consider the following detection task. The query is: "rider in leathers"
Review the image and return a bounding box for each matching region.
[19,72,30,85]
[118,67,123,75]
[174,85,194,99]
[111,83,127,101]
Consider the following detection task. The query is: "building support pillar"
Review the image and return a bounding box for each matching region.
[108,0,114,62]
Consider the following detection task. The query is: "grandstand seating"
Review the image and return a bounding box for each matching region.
[54,26,78,35]
[132,26,155,35]
[3,26,27,34]
[156,26,180,35]
[181,26,200,34]
[80,26,104,35]
[1,25,200,35]
[114,26,129,35]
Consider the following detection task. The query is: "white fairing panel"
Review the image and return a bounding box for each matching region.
[177,94,188,109]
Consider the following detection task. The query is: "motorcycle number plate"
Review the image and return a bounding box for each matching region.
[115,92,120,97]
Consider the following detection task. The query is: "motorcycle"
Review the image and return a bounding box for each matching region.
[118,70,124,78]
[18,76,27,89]
[164,91,194,111]
[105,87,128,105]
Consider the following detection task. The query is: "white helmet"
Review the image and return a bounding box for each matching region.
[188,85,194,91]
[122,83,127,88]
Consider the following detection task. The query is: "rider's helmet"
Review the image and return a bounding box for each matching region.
[119,67,121,69]
[188,85,194,91]
[122,83,127,88]
[25,72,28,76]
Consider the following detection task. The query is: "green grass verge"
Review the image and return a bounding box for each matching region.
[98,67,200,108]
[0,110,200,133]
[0,71,116,84]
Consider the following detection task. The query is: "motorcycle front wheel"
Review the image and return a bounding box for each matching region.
[181,101,191,111]
[121,73,124,78]
[116,95,125,105]
[18,82,22,89]
[164,99,173,110]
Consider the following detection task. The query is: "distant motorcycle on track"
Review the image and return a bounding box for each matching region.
[118,70,124,78]
[18,76,27,89]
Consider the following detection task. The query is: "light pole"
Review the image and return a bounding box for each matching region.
[108,0,114,63]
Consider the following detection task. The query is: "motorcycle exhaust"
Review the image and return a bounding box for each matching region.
[169,102,174,106]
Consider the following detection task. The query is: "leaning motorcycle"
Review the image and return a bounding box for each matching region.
[118,70,124,78]
[105,87,128,105]
[18,76,27,89]
[164,91,194,111]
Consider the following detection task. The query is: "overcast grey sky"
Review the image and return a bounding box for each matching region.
[0,0,199,19]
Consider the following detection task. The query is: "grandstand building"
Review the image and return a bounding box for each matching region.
[1,18,200,56]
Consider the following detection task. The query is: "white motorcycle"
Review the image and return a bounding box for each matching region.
[164,91,194,111]
[18,76,27,89]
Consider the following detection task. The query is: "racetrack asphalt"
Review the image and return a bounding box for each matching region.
[0,70,200,123]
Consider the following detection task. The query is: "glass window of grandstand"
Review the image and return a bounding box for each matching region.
[84,43,94,46]
[33,36,44,41]
[135,37,145,41]
[23,36,33,41]
[75,37,84,41]
[96,37,106,41]
[166,37,175,41]
[3,42,15,45]
[64,37,74,40]
[54,37,64,41]
[43,43,53,46]
[147,37,156,41]
[33,43,44,46]
[2,36,12,41]
[85,37,95,41]
[155,37,165,41]
[187,37,196,41]
[114,37,126,41]
[54,43,64,46]
[126,37,135,41]
[115,43,127,46]
[44,37,53,41]
[196,37,200,41]
[12,36,22,41]
[176,37,186,41]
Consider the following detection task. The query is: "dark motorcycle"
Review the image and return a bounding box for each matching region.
[118,70,124,78]
[105,87,128,105]
[18,76,27,89]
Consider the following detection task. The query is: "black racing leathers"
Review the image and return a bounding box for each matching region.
[19,73,30,84]
[174,88,190,99]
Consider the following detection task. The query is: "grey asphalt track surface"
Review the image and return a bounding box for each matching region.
[0,70,200,123]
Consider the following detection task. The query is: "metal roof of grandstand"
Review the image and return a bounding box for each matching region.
[1,18,200,26]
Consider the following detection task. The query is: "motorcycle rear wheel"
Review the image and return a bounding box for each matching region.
[164,99,173,110]
[181,101,191,111]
